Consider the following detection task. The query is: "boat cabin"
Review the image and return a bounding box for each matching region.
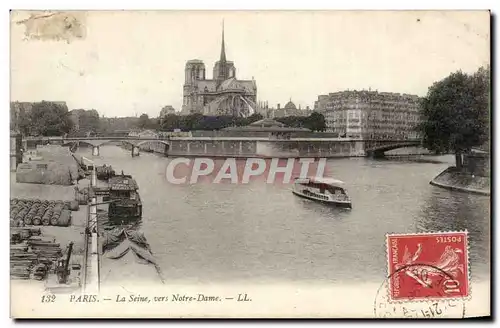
[108,174,142,220]
[108,175,139,200]
[293,177,351,207]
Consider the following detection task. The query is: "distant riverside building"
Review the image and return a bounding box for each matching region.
[222,118,310,139]
[10,130,22,171]
[314,95,330,113]
[159,105,176,119]
[182,24,258,117]
[128,129,159,139]
[314,90,421,139]
[259,100,312,118]
[68,109,99,134]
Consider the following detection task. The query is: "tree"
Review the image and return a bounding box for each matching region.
[79,109,100,133]
[276,113,326,132]
[244,113,263,125]
[148,117,161,130]
[138,113,150,129]
[304,112,326,132]
[160,114,181,131]
[17,109,31,135]
[276,115,303,128]
[29,101,73,136]
[418,67,490,167]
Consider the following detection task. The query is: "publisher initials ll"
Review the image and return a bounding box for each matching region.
[237,293,251,302]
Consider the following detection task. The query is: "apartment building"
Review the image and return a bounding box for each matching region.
[315,90,421,139]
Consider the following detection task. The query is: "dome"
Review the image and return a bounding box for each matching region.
[284,100,297,110]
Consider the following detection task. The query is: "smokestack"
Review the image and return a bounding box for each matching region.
[277,103,280,110]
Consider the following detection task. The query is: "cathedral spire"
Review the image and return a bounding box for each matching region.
[217,19,228,84]
[220,19,226,63]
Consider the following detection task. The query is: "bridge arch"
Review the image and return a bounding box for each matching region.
[135,139,170,147]
[365,141,423,158]
[62,138,171,156]
[97,139,136,147]
[62,140,97,148]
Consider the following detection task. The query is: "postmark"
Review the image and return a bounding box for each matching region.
[374,269,467,318]
[386,231,469,302]
[14,11,86,43]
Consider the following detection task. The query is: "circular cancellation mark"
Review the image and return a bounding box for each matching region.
[374,264,467,319]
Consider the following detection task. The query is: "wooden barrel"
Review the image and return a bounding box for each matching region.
[52,203,63,213]
[68,200,79,211]
[10,208,19,218]
[56,210,71,227]
[32,218,41,226]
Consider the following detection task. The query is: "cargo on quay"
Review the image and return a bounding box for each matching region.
[9,145,164,295]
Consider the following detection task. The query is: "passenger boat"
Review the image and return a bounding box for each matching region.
[107,173,143,222]
[292,177,352,208]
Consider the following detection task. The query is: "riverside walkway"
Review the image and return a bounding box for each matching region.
[82,169,100,294]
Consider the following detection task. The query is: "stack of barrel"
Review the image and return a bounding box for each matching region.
[10,198,75,227]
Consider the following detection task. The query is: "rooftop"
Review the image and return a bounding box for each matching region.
[295,177,346,187]
[222,118,310,132]
[109,175,139,191]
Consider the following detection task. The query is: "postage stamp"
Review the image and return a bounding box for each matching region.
[386,231,469,302]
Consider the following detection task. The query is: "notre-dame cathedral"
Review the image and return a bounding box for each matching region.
[181,24,258,117]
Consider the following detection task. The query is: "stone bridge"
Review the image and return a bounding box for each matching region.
[24,136,170,157]
[364,139,422,158]
[23,136,424,158]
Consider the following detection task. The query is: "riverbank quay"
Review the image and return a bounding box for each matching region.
[10,145,91,253]
[430,167,490,196]
[10,172,87,253]
[9,172,89,295]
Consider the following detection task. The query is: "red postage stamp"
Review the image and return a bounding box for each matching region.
[387,232,469,302]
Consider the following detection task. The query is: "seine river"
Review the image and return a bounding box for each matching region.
[80,146,490,285]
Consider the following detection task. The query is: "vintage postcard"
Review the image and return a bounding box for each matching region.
[9,10,490,318]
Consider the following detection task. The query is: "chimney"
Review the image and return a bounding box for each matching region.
[277,103,281,110]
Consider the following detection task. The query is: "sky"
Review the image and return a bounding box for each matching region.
[10,10,490,118]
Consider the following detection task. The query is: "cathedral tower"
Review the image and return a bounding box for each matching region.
[184,60,206,85]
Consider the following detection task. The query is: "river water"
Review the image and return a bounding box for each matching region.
[79,146,490,285]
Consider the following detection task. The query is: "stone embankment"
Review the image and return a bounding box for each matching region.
[430,166,490,196]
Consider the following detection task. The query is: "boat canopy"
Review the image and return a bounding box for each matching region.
[294,177,346,188]
[109,176,139,191]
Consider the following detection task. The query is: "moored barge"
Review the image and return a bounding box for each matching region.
[107,173,142,223]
